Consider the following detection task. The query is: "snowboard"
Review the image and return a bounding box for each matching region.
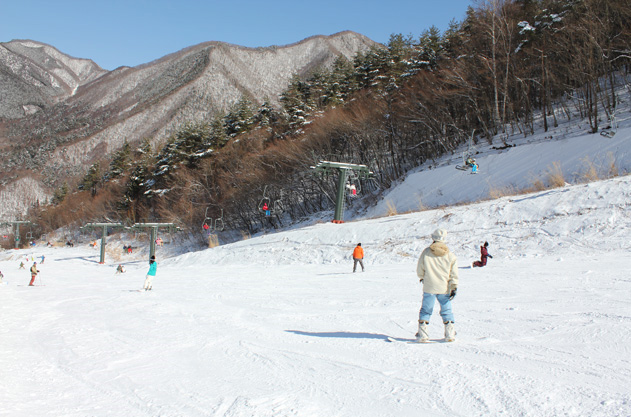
[386,336,451,344]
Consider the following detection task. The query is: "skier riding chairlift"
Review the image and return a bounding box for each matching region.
[203,207,225,232]
[261,202,271,217]
[346,170,360,197]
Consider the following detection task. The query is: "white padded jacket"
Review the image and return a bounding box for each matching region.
[416,242,459,294]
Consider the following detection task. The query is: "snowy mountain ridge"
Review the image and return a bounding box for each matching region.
[0,32,377,218]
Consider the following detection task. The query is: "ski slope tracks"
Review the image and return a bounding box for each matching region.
[1,110,631,415]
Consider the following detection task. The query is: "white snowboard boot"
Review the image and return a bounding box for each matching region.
[444,321,456,342]
[415,321,430,343]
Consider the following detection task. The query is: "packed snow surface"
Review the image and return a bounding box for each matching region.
[2,96,631,415]
[2,170,631,416]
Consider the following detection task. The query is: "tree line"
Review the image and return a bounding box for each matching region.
[30,0,631,243]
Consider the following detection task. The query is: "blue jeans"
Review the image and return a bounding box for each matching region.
[419,293,454,322]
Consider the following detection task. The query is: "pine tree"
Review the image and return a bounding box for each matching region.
[224,95,255,137]
[107,140,132,179]
[79,162,101,195]
[280,74,311,129]
[52,182,69,205]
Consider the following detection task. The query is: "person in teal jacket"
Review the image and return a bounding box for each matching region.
[143,255,157,291]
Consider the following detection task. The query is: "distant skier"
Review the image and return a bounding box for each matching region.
[29,262,40,286]
[415,229,459,342]
[143,255,157,291]
[40,255,45,264]
[19,262,25,269]
[116,264,126,274]
[471,160,479,174]
[352,243,365,272]
[472,241,493,267]
[0,270,4,284]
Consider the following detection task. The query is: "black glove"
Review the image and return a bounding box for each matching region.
[449,289,457,300]
[488,255,493,259]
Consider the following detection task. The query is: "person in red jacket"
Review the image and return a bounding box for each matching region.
[352,243,365,272]
[473,242,493,267]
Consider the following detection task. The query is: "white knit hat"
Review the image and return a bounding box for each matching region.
[431,228,447,242]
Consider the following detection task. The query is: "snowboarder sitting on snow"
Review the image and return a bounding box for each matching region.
[352,243,365,272]
[472,241,493,267]
[143,256,157,291]
[29,262,40,286]
[416,229,459,342]
[116,264,125,274]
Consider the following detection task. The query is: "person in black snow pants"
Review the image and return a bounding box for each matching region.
[473,241,493,267]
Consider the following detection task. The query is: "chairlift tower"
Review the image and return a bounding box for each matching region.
[0,220,35,249]
[129,223,180,261]
[311,161,374,223]
[82,222,125,264]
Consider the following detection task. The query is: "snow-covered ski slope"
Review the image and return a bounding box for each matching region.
[1,104,631,415]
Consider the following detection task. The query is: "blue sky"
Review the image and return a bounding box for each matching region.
[2,0,473,70]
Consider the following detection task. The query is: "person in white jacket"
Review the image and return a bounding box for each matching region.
[415,228,459,342]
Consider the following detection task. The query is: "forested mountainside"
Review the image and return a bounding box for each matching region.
[10,0,631,247]
[0,32,377,217]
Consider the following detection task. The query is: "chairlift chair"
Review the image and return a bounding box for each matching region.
[203,207,225,232]
[202,207,213,231]
[214,209,225,232]
[600,112,618,138]
[258,185,274,216]
[271,190,285,215]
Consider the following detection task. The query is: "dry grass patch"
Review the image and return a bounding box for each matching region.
[385,200,398,216]
[546,161,566,188]
[208,234,220,248]
[488,184,518,199]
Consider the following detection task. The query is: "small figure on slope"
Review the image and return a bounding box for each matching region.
[29,262,40,286]
[0,270,4,284]
[19,261,25,269]
[352,243,365,273]
[116,264,126,274]
[415,229,459,342]
[472,241,493,267]
[143,255,157,291]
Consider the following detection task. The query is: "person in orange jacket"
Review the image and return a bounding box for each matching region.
[352,243,365,272]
